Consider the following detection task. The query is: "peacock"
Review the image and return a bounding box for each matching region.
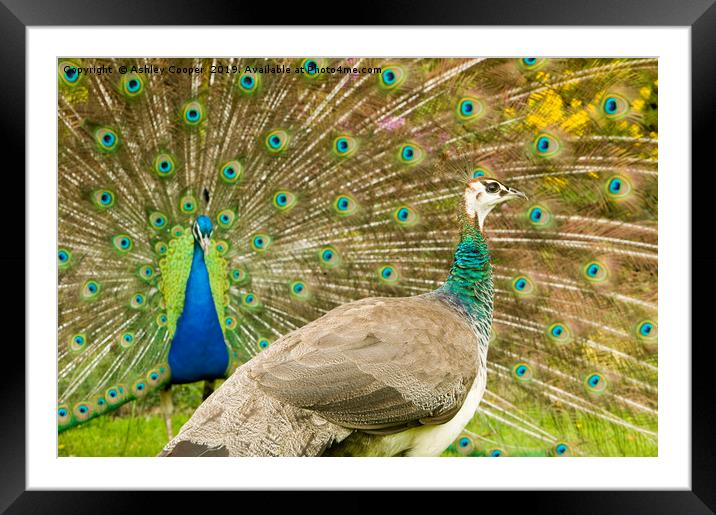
[58,57,658,457]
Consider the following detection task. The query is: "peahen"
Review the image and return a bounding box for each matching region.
[58,57,658,457]
[160,178,526,457]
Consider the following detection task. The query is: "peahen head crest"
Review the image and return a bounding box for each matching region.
[464,178,527,230]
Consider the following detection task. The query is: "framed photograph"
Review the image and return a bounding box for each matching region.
[4,0,713,511]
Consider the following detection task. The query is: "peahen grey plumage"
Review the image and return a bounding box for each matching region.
[58,57,658,457]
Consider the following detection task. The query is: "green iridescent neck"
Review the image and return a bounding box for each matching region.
[439,219,493,319]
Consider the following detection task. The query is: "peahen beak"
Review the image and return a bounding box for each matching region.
[506,187,528,200]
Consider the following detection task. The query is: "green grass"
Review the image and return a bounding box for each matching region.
[59,382,657,457]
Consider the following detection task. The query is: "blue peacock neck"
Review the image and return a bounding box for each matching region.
[438,219,494,325]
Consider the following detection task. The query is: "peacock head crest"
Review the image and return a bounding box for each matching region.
[193,215,214,256]
[465,178,527,230]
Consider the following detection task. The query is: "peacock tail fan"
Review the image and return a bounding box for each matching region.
[58,57,657,455]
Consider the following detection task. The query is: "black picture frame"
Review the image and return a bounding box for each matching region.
[3,0,713,512]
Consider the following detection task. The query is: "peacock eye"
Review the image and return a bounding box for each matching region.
[486,182,500,193]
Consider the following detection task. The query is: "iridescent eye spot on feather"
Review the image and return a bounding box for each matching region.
[147,369,162,386]
[240,292,260,310]
[73,403,93,422]
[554,443,571,456]
[604,174,632,200]
[251,234,271,252]
[230,267,249,285]
[91,189,116,210]
[214,240,229,255]
[58,248,72,269]
[130,293,146,309]
[121,73,144,97]
[216,209,236,229]
[511,275,534,296]
[489,449,505,457]
[290,280,310,300]
[182,101,204,126]
[601,93,629,119]
[273,191,297,211]
[156,313,168,326]
[333,194,357,216]
[179,194,198,215]
[148,211,168,230]
[584,373,608,394]
[456,435,473,455]
[81,280,101,301]
[472,165,491,179]
[635,319,657,344]
[69,333,87,353]
[512,362,533,382]
[519,57,547,70]
[531,132,561,158]
[95,127,118,152]
[319,246,340,268]
[582,260,609,283]
[58,61,81,86]
[301,58,322,77]
[379,66,406,90]
[393,206,419,226]
[105,386,122,406]
[377,265,400,285]
[456,96,485,122]
[132,379,148,397]
[398,143,425,165]
[258,337,270,350]
[220,160,243,184]
[265,130,288,153]
[333,136,357,157]
[153,153,176,178]
[171,225,185,239]
[237,72,259,94]
[112,234,133,254]
[225,316,238,330]
[57,404,71,426]
[526,204,553,227]
[547,322,573,345]
[154,241,168,255]
[118,331,135,349]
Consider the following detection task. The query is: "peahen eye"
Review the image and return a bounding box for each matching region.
[485,182,500,193]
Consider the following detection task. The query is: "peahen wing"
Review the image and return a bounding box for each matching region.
[58,57,657,457]
[246,295,479,431]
